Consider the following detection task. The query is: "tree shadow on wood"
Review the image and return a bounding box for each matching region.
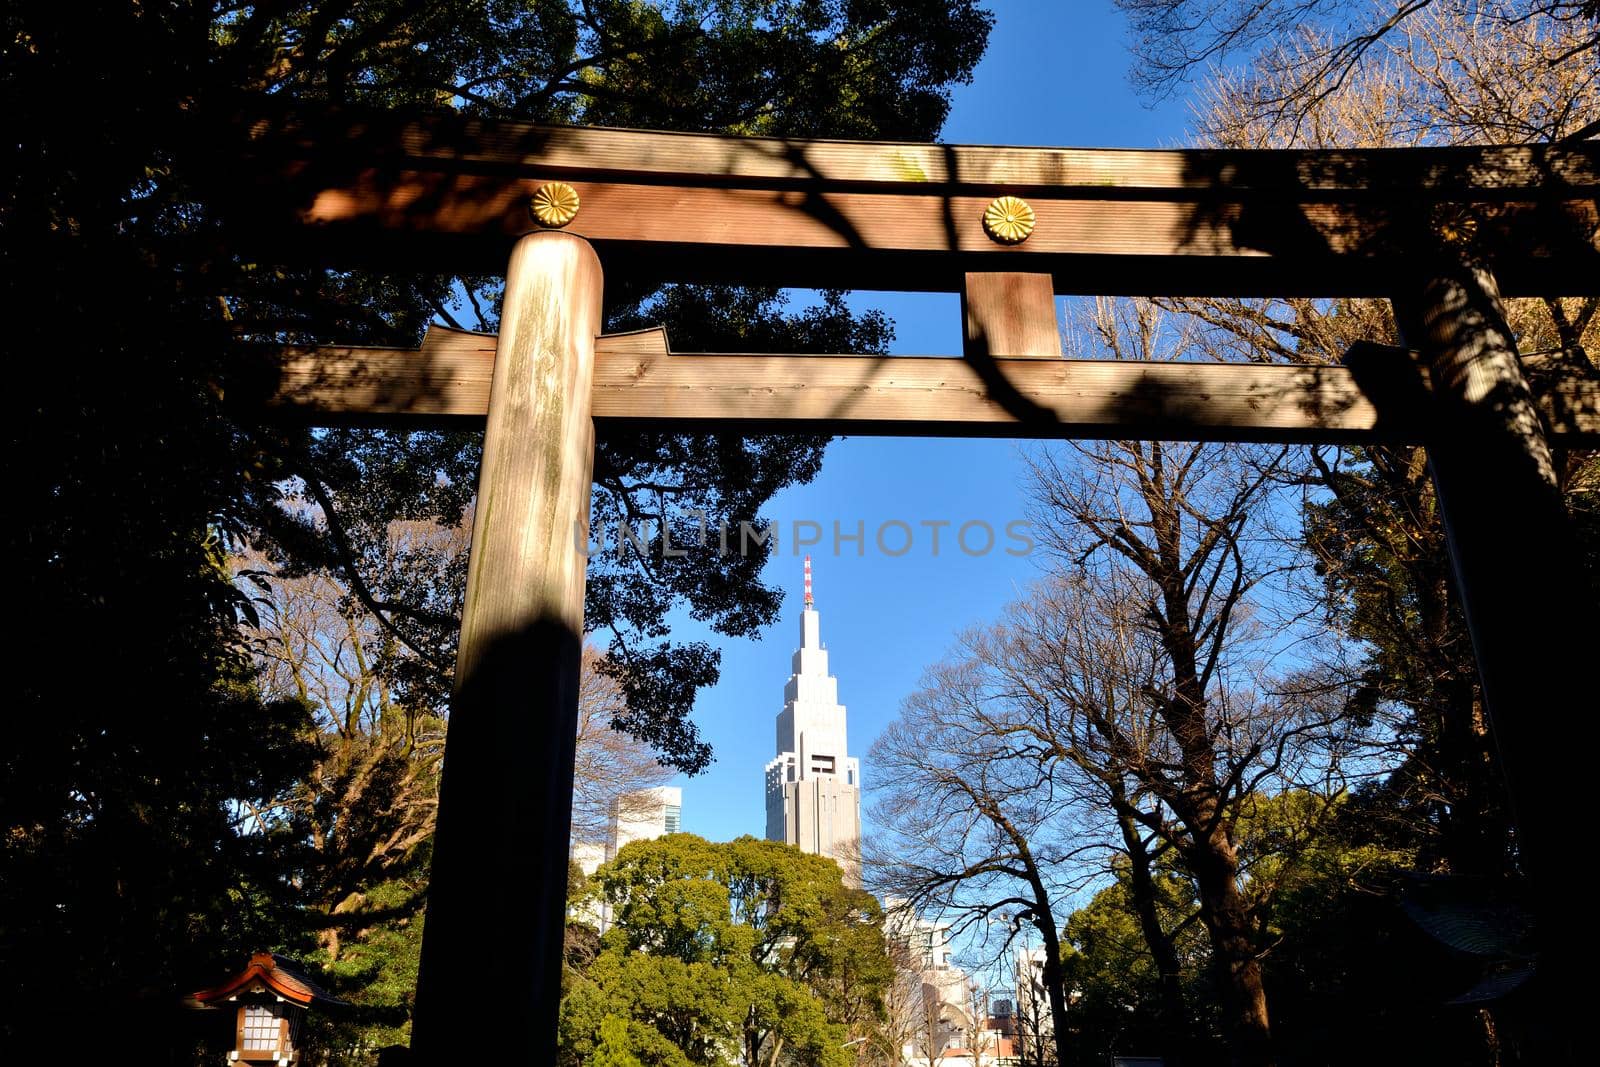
[408,612,582,1065]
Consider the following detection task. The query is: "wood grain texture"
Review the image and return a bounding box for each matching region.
[411,233,601,1066]
[245,326,1600,445]
[454,236,599,655]
[963,273,1062,359]
[240,107,1600,193]
[262,173,1599,296]
[215,108,1600,296]
[1389,264,1592,1012]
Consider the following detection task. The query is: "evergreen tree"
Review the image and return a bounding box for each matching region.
[561,835,891,1066]
[3,0,991,1050]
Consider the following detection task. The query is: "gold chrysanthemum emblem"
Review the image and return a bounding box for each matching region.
[1432,204,1480,248]
[530,182,581,227]
[983,196,1035,244]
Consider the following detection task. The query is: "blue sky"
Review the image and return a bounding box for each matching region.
[662,2,1195,846]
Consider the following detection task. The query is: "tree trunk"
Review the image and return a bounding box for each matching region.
[1115,802,1190,1066]
[1188,829,1272,1067]
[995,809,1074,1067]
[1395,259,1590,1063]
[1139,447,1273,1067]
[1031,908,1074,1067]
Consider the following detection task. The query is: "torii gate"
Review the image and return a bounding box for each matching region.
[223,108,1599,1062]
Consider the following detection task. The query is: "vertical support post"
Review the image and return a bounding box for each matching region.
[411,231,603,1063]
[961,272,1062,359]
[1395,260,1588,1054]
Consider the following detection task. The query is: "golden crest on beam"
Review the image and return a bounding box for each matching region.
[983,196,1035,244]
[530,182,581,228]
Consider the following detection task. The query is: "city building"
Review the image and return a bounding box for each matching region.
[569,785,683,931]
[570,784,683,880]
[763,556,862,884]
[569,840,607,880]
[883,900,989,1066]
[884,898,957,972]
[609,785,682,859]
[1014,945,1054,1065]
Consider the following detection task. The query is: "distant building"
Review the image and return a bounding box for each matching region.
[571,785,684,880]
[764,556,862,884]
[884,899,977,1066]
[569,840,607,880]
[1014,945,1054,1064]
[609,785,682,859]
[988,992,1016,1040]
[570,785,683,932]
[884,898,956,971]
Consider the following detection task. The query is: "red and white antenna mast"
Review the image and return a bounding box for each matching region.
[803,554,814,608]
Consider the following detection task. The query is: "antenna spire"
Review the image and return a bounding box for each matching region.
[803,555,814,608]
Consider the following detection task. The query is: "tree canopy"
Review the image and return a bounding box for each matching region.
[561,834,891,1067]
[1115,0,1599,140]
[3,0,992,1050]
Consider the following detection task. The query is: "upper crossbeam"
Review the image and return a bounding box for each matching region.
[213,108,1600,296]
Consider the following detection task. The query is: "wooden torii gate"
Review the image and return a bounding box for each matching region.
[224,109,1599,1062]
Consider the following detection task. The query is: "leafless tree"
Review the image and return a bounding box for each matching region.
[1118,18,1600,1055]
[241,523,450,959]
[1011,980,1053,1067]
[1160,1,1600,895]
[870,677,1101,1067]
[571,649,677,843]
[863,937,931,1067]
[238,514,669,957]
[876,299,1365,1067]
[959,976,1008,1065]
[1115,0,1599,141]
[982,569,1203,1065]
[1032,300,1365,1065]
[915,980,954,1066]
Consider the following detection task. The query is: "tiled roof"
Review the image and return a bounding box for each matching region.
[185,952,348,1010]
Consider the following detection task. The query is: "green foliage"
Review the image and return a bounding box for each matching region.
[1245,793,1502,1065]
[229,2,991,773]
[589,1015,648,1067]
[309,871,430,1059]
[561,835,889,1066]
[1058,861,1208,1062]
[1054,792,1511,1065]
[570,858,592,901]
[1300,442,1520,880]
[4,0,990,1052]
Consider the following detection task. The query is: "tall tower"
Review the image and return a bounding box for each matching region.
[764,556,862,884]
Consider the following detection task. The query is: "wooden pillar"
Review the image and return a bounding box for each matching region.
[411,231,602,1063]
[1394,260,1588,1054]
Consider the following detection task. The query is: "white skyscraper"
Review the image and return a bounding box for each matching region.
[764,556,862,884]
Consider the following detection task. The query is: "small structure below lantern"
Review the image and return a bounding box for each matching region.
[185,952,347,1066]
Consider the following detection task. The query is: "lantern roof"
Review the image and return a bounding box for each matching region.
[184,952,348,1010]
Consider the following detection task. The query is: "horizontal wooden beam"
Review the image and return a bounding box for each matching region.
[239,107,1600,195]
[211,108,1600,296]
[234,327,1600,446]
